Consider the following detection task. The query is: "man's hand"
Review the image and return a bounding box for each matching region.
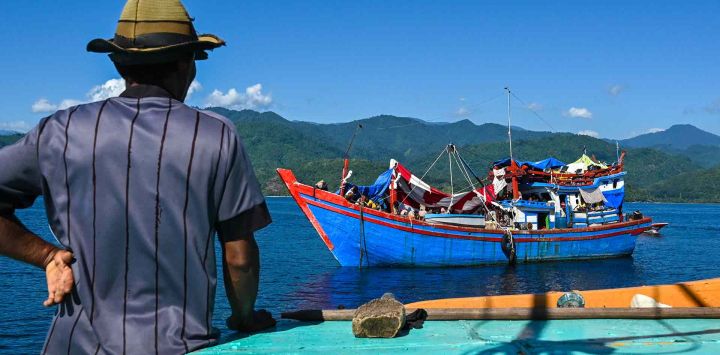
[43,250,74,307]
[227,309,276,333]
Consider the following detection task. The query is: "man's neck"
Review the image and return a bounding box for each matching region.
[120,83,175,99]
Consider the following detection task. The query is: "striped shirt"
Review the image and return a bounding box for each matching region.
[0,85,271,354]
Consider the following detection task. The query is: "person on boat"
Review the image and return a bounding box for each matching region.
[418,205,427,219]
[315,180,328,191]
[345,186,360,203]
[0,1,275,353]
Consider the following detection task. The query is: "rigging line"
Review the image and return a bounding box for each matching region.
[510,91,555,132]
[452,148,495,218]
[451,150,475,190]
[420,147,447,179]
[455,155,494,217]
[448,147,454,208]
[398,145,447,207]
[462,93,505,111]
[454,148,479,187]
[456,148,486,187]
[451,149,472,187]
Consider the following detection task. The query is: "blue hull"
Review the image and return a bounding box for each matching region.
[279,169,651,267]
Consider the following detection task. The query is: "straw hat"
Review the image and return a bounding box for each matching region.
[87,0,225,65]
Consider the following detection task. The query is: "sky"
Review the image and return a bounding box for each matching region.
[0,0,718,139]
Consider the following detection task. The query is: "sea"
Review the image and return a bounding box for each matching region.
[1,198,719,353]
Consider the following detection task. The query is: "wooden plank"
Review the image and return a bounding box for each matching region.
[281,307,720,322]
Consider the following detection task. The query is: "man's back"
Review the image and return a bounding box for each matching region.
[30,85,265,354]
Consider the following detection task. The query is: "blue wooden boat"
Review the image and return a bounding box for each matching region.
[277,166,652,267]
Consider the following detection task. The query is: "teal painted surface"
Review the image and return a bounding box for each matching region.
[195,319,720,354]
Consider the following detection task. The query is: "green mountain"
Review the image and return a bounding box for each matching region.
[209,108,552,163]
[620,124,720,149]
[612,124,720,168]
[641,165,720,202]
[211,109,709,201]
[0,109,716,202]
[0,134,23,148]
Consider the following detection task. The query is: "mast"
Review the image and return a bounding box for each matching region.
[505,87,520,200]
[340,124,362,195]
[505,87,513,162]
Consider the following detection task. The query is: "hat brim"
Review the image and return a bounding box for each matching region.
[87,34,225,64]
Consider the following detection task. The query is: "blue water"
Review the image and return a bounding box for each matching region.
[1,198,719,353]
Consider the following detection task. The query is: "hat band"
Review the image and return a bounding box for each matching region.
[113,32,198,49]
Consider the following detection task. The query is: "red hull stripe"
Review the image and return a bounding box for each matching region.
[302,195,647,243]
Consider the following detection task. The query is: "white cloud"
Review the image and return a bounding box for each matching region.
[647,128,665,134]
[186,80,202,100]
[565,107,593,119]
[527,102,543,111]
[609,84,624,96]
[0,120,32,132]
[205,83,273,110]
[58,99,85,110]
[577,130,600,138]
[455,107,471,116]
[31,99,57,113]
[31,78,204,113]
[88,78,126,101]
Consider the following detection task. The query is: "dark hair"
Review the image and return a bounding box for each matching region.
[113,50,193,84]
[114,60,183,85]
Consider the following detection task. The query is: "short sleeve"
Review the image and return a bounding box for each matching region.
[215,130,271,240]
[0,121,45,216]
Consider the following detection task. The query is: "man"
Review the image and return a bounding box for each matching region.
[0,0,275,353]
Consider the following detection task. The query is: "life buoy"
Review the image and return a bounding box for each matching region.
[501,230,516,264]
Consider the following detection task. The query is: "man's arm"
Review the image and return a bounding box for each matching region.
[0,213,74,306]
[217,220,275,332]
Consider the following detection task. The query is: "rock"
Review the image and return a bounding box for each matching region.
[352,293,406,338]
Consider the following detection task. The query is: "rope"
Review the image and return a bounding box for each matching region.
[449,150,454,208]
[358,204,368,268]
[451,148,495,221]
[510,91,555,132]
[398,146,448,207]
[501,227,516,264]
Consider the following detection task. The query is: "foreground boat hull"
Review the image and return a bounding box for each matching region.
[196,318,720,354]
[407,278,720,309]
[278,169,651,267]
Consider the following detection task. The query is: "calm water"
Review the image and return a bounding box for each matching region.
[1,198,719,353]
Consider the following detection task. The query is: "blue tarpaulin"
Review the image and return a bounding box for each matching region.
[493,157,567,171]
[338,168,393,204]
[603,187,625,209]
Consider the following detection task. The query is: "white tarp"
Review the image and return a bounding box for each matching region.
[579,187,607,204]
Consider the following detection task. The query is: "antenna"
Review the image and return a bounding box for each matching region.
[616,141,620,163]
[504,87,513,162]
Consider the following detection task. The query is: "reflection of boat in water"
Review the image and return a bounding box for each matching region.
[643,222,669,236]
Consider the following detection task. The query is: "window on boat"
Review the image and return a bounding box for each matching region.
[538,213,548,230]
[613,179,618,189]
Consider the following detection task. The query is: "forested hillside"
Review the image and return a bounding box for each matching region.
[2,109,717,202]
